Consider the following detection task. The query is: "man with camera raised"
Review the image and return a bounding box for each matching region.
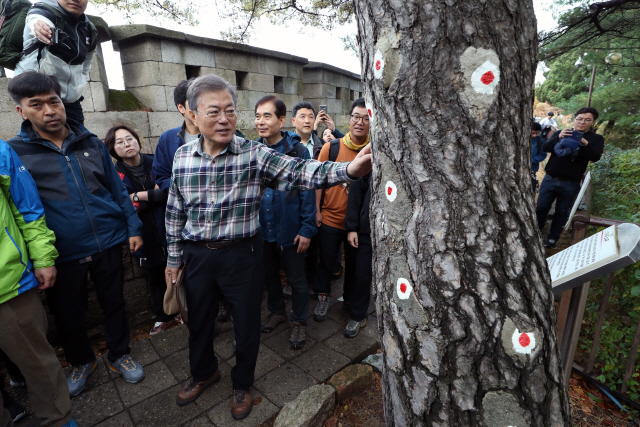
[14,0,97,125]
[535,107,604,248]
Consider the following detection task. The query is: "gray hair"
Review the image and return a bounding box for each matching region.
[187,74,238,112]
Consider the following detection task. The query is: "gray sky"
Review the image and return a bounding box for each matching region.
[87,0,557,89]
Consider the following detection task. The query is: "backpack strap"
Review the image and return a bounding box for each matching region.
[328,138,341,162]
[37,3,64,29]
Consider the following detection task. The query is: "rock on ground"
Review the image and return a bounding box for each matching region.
[274,384,336,427]
[327,364,375,402]
[362,353,383,373]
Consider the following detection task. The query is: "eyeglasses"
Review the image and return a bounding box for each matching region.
[198,109,237,121]
[350,114,370,124]
[114,136,137,146]
[574,118,593,123]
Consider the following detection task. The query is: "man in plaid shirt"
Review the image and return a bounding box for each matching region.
[165,75,371,420]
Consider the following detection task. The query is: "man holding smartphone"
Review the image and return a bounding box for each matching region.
[535,107,604,248]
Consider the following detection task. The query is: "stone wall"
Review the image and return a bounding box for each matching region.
[0,19,362,337]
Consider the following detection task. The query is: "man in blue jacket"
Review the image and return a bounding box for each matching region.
[7,72,145,398]
[255,96,317,349]
[531,122,547,195]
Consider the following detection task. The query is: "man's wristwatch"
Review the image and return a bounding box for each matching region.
[132,193,139,202]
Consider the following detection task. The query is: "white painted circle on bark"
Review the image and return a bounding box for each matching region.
[511,329,536,355]
[396,278,412,300]
[374,50,384,79]
[385,181,397,202]
[471,60,500,95]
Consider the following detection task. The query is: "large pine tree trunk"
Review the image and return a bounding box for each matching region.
[353,1,571,425]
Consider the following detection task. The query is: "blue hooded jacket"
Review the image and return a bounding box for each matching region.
[258,131,317,248]
[7,120,143,263]
[531,135,547,173]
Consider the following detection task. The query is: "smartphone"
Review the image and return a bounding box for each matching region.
[319,105,327,112]
[563,130,583,149]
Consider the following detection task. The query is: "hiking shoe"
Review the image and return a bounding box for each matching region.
[67,360,97,397]
[544,238,557,248]
[232,389,252,420]
[282,285,293,299]
[1,390,26,422]
[332,261,344,278]
[261,312,287,333]
[176,370,220,405]
[289,321,306,349]
[344,318,367,338]
[109,355,145,384]
[149,318,178,336]
[9,376,25,388]
[313,294,330,322]
[61,418,79,427]
[217,301,231,322]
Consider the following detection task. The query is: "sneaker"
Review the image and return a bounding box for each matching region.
[176,370,220,406]
[544,238,557,248]
[282,285,293,299]
[175,314,184,324]
[149,318,178,336]
[67,360,97,397]
[61,418,79,427]
[109,355,145,384]
[344,318,367,338]
[261,312,287,333]
[1,390,25,422]
[332,261,344,279]
[9,376,25,388]
[289,321,306,349]
[232,389,252,420]
[217,301,231,322]
[313,294,330,322]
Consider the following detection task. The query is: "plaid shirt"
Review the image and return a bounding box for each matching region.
[166,135,352,267]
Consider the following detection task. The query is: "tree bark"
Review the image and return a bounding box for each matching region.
[353,0,572,426]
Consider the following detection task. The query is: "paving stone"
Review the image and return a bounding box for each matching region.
[130,338,160,366]
[327,364,375,402]
[326,302,350,326]
[94,411,135,427]
[207,390,279,427]
[253,363,318,408]
[150,324,189,357]
[274,384,335,427]
[115,361,178,407]
[258,314,291,342]
[290,343,350,382]
[213,329,236,361]
[360,315,381,344]
[165,348,191,382]
[227,344,284,379]
[305,317,342,342]
[71,382,124,427]
[262,328,317,361]
[176,362,234,413]
[183,413,214,426]
[129,385,201,427]
[324,332,378,363]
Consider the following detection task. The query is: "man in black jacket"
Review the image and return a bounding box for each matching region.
[536,107,605,248]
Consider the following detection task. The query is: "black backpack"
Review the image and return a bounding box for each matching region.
[0,0,31,69]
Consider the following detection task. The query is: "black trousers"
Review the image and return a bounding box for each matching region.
[46,243,130,365]
[314,224,356,297]
[183,234,263,390]
[304,234,319,287]
[64,97,84,125]
[145,263,175,322]
[264,242,309,324]
[349,234,372,322]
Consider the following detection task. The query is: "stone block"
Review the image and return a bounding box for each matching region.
[262,327,316,361]
[362,353,383,373]
[349,77,363,91]
[94,411,135,427]
[324,332,378,363]
[80,83,95,112]
[324,71,347,88]
[253,363,318,408]
[129,385,199,427]
[119,38,162,64]
[280,78,302,95]
[85,111,150,140]
[161,39,185,64]
[235,110,255,130]
[89,45,109,85]
[237,90,267,111]
[129,86,168,111]
[91,82,109,111]
[303,68,323,84]
[215,50,259,73]
[0,78,16,113]
[183,44,216,67]
[114,361,178,407]
[149,323,189,357]
[71,382,124,426]
[279,94,303,111]
[165,86,177,112]
[274,384,335,427]
[164,348,191,382]
[159,62,187,87]
[130,338,160,366]
[327,99,343,115]
[327,364,375,402]
[207,390,279,427]
[148,111,185,137]
[243,73,274,93]
[303,83,325,99]
[198,67,236,85]
[257,57,288,77]
[291,343,350,382]
[360,315,381,344]
[146,136,159,154]
[123,61,161,88]
[287,62,304,80]
[305,317,342,342]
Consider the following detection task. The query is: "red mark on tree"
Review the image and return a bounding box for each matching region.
[387,186,393,195]
[480,71,495,85]
[519,333,531,347]
[368,109,372,117]
[400,282,407,293]
[375,60,382,71]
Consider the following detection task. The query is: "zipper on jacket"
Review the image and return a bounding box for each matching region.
[75,152,89,187]
[4,227,30,273]
[66,155,102,252]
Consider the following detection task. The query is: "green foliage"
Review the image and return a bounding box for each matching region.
[90,0,199,26]
[536,54,590,105]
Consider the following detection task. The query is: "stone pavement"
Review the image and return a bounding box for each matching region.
[8,278,380,427]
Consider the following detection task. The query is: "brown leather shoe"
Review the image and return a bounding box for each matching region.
[231,389,252,420]
[176,370,220,406]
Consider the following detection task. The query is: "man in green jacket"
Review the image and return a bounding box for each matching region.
[0,140,77,427]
